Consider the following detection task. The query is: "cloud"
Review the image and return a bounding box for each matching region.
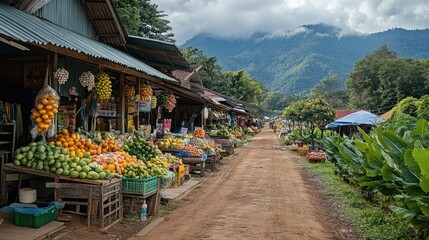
[151,0,429,44]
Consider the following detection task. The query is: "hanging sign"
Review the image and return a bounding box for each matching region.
[137,101,151,112]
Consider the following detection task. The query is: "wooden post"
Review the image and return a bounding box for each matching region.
[119,73,125,133]
[136,79,140,130]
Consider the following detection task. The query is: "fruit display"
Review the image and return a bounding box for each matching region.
[53,67,69,85]
[124,85,135,98]
[52,129,99,155]
[122,162,150,178]
[157,137,185,150]
[122,133,159,162]
[79,71,95,91]
[165,93,176,112]
[94,72,112,102]
[151,96,157,109]
[140,84,152,101]
[145,157,168,177]
[163,154,182,165]
[194,128,205,138]
[306,151,326,161]
[91,151,137,175]
[31,86,60,134]
[13,141,116,180]
[184,144,204,157]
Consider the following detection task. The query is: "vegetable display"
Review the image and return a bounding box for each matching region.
[79,71,95,91]
[13,141,114,180]
[54,67,69,85]
[122,133,159,162]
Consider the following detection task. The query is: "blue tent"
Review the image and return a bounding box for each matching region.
[326,110,384,129]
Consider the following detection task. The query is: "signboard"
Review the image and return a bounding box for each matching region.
[137,101,151,112]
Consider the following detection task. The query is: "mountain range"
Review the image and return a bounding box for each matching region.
[181,24,429,95]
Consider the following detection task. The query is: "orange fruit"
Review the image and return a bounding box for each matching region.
[35,117,43,123]
[32,112,40,118]
[36,104,44,110]
[45,105,53,110]
[41,114,49,120]
[39,109,47,115]
[43,119,51,124]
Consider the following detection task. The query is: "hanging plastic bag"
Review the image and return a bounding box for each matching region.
[30,66,60,140]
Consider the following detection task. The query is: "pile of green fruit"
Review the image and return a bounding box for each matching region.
[123,157,168,179]
[122,134,159,162]
[122,162,151,179]
[145,157,168,177]
[13,141,116,180]
[164,154,182,164]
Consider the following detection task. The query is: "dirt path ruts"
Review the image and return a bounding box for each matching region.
[135,126,355,240]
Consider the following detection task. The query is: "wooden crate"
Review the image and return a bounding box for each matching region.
[46,179,122,231]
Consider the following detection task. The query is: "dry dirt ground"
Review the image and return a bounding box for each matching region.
[129,126,358,240]
[56,125,357,240]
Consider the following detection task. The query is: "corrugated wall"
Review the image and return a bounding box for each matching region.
[34,0,96,39]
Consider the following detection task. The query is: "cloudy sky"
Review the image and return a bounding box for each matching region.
[151,0,429,44]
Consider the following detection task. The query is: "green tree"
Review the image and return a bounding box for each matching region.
[346,45,397,111]
[310,74,348,109]
[112,0,174,42]
[283,98,335,147]
[379,58,429,108]
[223,70,264,103]
[262,92,289,111]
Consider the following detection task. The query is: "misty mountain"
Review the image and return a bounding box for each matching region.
[181,24,429,95]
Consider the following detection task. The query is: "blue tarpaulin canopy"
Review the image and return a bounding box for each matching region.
[325,110,384,128]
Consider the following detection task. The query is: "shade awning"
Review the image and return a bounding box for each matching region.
[0,2,175,82]
[326,110,384,128]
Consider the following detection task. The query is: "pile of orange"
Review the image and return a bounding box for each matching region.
[51,129,98,155]
[194,128,205,138]
[99,138,120,154]
[92,151,138,175]
[32,92,59,133]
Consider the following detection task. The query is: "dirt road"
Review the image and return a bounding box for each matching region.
[136,126,355,240]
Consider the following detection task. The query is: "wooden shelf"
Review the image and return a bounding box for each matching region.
[0,132,13,135]
[0,141,12,145]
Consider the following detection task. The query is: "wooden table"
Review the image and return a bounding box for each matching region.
[179,157,205,177]
[2,164,122,230]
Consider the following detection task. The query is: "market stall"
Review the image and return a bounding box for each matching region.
[0,2,183,229]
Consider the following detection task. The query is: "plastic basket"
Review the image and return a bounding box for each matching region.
[122,176,158,196]
[14,205,58,228]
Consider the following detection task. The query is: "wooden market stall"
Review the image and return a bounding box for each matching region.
[0,0,177,228]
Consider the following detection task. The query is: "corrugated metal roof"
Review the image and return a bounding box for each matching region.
[81,0,126,46]
[126,35,190,71]
[0,2,175,81]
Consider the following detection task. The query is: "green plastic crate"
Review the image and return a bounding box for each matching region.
[122,176,158,196]
[14,205,58,228]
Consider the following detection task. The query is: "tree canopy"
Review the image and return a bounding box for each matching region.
[310,74,348,109]
[283,98,335,146]
[112,0,174,42]
[181,47,264,105]
[346,45,429,113]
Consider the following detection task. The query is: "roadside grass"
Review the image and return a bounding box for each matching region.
[301,159,418,240]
